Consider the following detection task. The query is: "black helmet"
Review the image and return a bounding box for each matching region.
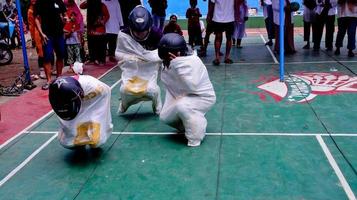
[158,33,188,60]
[49,76,84,121]
[128,6,152,32]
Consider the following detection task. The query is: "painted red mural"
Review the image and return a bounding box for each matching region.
[257,72,357,103]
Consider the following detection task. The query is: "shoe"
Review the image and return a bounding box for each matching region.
[265,40,273,46]
[199,50,207,57]
[334,48,340,55]
[313,46,320,51]
[212,59,220,66]
[348,50,355,57]
[187,140,201,147]
[42,83,50,90]
[39,70,46,79]
[303,44,310,49]
[224,58,233,64]
[237,45,242,49]
[109,56,117,62]
[152,100,162,115]
[117,101,127,114]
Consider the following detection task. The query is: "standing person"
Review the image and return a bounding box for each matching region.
[102,0,123,63]
[115,6,163,114]
[118,0,141,28]
[232,0,248,48]
[313,0,337,51]
[34,0,67,90]
[80,0,110,65]
[302,0,317,49]
[186,0,203,49]
[261,0,275,46]
[208,0,235,66]
[49,76,112,149]
[334,0,356,57]
[201,0,215,57]
[64,11,82,72]
[64,0,85,62]
[272,0,296,54]
[163,14,183,35]
[158,33,216,147]
[148,0,167,32]
[28,0,45,79]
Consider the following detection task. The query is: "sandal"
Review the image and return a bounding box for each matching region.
[42,83,50,90]
[224,58,233,64]
[212,59,220,66]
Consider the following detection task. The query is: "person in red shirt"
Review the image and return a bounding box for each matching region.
[163,14,183,35]
[80,0,109,65]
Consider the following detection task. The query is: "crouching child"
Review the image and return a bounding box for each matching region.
[158,33,216,147]
[49,75,112,149]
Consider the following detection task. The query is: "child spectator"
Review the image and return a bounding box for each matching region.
[232,0,248,48]
[80,0,109,65]
[186,0,203,49]
[28,0,46,79]
[64,11,82,72]
[163,14,183,35]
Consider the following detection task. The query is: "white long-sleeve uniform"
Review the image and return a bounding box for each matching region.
[58,75,112,148]
[160,54,216,146]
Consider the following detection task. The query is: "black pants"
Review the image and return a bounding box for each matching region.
[303,20,313,42]
[87,34,107,63]
[188,26,202,47]
[313,14,335,49]
[106,33,118,57]
[335,17,357,50]
[264,5,274,40]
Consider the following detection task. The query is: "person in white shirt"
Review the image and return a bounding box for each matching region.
[312,0,337,51]
[302,0,317,49]
[261,0,275,46]
[49,75,112,149]
[334,0,357,57]
[208,0,235,66]
[272,0,296,54]
[158,33,216,147]
[102,0,124,62]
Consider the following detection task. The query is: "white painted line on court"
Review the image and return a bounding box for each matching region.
[0,112,54,150]
[205,62,276,66]
[110,79,122,89]
[259,34,279,64]
[27,131,357,137]
[0,134,57,188]
[316,135,356,200]
[0,65,119,151]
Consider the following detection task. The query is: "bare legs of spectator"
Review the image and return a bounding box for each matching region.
[213,32,233,66]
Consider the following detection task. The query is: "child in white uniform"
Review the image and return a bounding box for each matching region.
[158,33,216,147]
[49,75,112,149]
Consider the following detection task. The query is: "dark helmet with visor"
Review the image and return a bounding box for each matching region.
[49,76,84,121]
[158,33,188,60]
[128,6,153,41]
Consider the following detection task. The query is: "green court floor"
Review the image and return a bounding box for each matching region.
[0,34,356,200]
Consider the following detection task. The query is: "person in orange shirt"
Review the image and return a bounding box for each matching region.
[28,0,49,79]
